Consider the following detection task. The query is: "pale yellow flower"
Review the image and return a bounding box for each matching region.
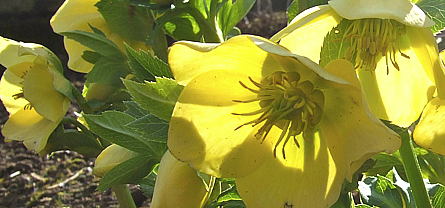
[272,0,439,127]
[0,37,70,152]
[93,144,138,177]
[167,35,400,207]
[50,0,150,73]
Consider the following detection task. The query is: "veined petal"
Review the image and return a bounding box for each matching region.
[169,35,287,86]
[0,70,28,115]
[357,27,436,127]
[168,69,272,178]
[151,151,208,208]
[272,5,341,62]
[23,62,70,122]
[236,132,344,208]
[413,98,445,155]
[2,108,60,152]
[322,60,400,177]
[329,0,433,27]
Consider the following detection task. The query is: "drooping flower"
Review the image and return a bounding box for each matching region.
[50,0,150,73]
[0,37,70,153]
[413,51,445,155]
[167,35,400,207]
[272,0,440,127]
[151,151,209,208]
[93,144,138,177]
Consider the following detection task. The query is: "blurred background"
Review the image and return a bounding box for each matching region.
[0,0,288,207]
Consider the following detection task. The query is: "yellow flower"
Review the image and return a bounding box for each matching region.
[93,144,138,177]
[0,37,70,152]
[50,0,149,73]
[151,151,208,208]
[272,0,439,127]
[413,51,445,155]
[167,35,400,207]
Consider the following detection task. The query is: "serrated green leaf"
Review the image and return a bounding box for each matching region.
[96,0,154,41]
[125,114,168,142]
[125,44,173,81]
[98,154,156,191]
[287,0,328,23]
[319,19,352,67]
[163,12,202,41]
[82,50,102,64]
[123,78,183,121]
[417,0,445,34]
[84,111,166,157]
[124,101,149,118]
[86,57,129,85]
[60,30,123,58]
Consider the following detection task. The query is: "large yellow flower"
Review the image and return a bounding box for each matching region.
[413,51,445,155]
[167,35,400,207]
[272,0,439,127]
[50,0,149,73]
[151,151,208,208]
[0,37,70,152]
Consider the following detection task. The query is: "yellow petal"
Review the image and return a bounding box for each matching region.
[329,0,433,27]
[323,60,400,176]
[413,98,445,155]
[272,5,342,62]
[357,27,436,127]
[0,70,28,115]
[236,132,344,208]
[50,0,101,33]
[151,151,208,208]
[168,69,272,178]
[93,144,138,177]
[169,35,282,86]
[2,108,60,152]
[23,62,70,122]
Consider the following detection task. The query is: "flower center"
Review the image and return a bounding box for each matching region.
[12,91,33,110]
[233,71,324,159]
[343,18,409,74]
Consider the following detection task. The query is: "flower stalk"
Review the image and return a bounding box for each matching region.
[398,129,432,208]
[111,184,137,208]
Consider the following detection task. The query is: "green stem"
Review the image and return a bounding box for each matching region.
[398,130,432,208]
[111,184,137,208]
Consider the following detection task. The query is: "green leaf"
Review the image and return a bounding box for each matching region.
[218,0,256,36]
[125,114,168,143]
[60,30,123,59]
[98,154,156,191]
[417,0,445,34]
[125,44,173,81]
[358,174,412,208]
[138,164,159,197]
[124,101,149,118]
[163,11,203,41]
[44,129,103,158]
[431,185,445,208]
[287,0,328,23]
[96,0,154,41]
[123,78,183,121]
[417,149,445,186]
[84,111,166,157]
[86,57,129,85]
[319,19,352,67]
[365,153,405,178]
[82,50,102,64]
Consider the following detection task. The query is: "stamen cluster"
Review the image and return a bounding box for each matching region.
[233,71,324,158]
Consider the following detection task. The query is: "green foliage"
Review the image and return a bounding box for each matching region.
[417,0,445,34]
[98,154,157,191]
[60,30,123,59]
[84,111,167,158]
[124,101,149,118]
[287,0,328,23]
[319,19,352,67]
[431,185,445,208]
[96,0,154,41]
[125,44,173,82]
[365,153,407,181]
[123,78,183,121]
[417,150,445,186]
[217,0,256,37]
[86,57,129,85]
